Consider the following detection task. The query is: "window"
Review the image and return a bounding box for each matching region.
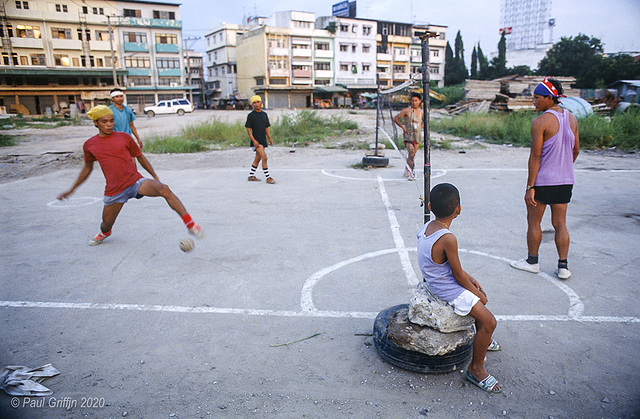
[54,54,71,66]
[123,9,141,18]
[351,45,357,53]
[104,56,117,67]
[362,45,370,53]
[315,42,329,51]
[314,62,330,70]
[153,10,175,20]
[55,4,68,12]
[315,79,330,85]
[82,6,88,14]
[72,57,79,66]
[96,30,110,41]
[15,1,21,8]
[81,55,95,67]
[2,53,18,65]
[394,47,406,56]
[363,26,371,36]
[14,24,40,38]
[221,67,225,75]
[158,77,179,86]
[125,56,150,68]
[156,58,180,68]
[155,33,178,45]
[19,56,28,65]
[340,24,349,32]
[51,28,72,39]
[30,54,46,65]
[432,50,439,57]
[430,66,440,74]
[92,7,104,15]
[362,64,370,72]
[340,64,349,71]
[352,25,358,33]
[77,29,91,41]
[339,44,348,52]
[129,77,151,86]
[393,64,406,73]
[124,32,146,43]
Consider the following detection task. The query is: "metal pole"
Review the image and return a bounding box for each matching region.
[419,30,438,224]
[375,73,380,154]
[107,15,117,87]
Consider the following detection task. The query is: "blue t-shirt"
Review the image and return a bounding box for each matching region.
[109,104,136,135]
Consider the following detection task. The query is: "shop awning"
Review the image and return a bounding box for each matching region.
[314,85,348,93]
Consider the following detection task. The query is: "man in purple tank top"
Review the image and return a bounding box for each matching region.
[510,78,580,279]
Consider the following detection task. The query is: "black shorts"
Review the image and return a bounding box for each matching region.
[534,185,573,205]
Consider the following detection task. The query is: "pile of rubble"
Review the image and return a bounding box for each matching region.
[448,75,578,114]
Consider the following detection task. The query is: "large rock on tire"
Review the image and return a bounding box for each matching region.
[373,304,473,373]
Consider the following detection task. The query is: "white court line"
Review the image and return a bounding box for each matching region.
[377,176,419,286]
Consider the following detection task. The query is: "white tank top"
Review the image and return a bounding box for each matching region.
[416,221,465,302]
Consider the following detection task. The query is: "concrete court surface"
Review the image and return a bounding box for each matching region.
[1,135,640,418]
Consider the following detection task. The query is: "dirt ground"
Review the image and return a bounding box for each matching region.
[1,109,639,418]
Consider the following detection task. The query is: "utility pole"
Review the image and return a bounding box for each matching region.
[183,36,201,103]
[107,15,118,87]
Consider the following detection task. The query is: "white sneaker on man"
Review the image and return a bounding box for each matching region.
[557,267,571,279]
[510,259,540,274]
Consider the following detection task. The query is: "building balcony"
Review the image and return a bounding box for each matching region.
[292,78,312,85]
[156,44,180,54]
[377,72,391,80]
[314,50,333,58]
[269,68,289,77]
[393,72,410,80]
[377,53,391,62]
[158,68,181,76]
[314,69,333,78]
[88,40,112,52]
[268,47,289,56]
[8,37,44,49]
[128,68,151,76]
[292,49,312,58]
[51,39,82,50]
[292,69,312,78]
[393,54,409,62]
[410,55,422,63]
[121,17,182,29]
[124,42,149,53]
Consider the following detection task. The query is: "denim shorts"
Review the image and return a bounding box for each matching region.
[103,178,146,206]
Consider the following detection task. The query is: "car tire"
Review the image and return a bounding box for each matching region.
[362,156,389,167]
[177,109,185,116]
[373,304,473,373]
[146,110,155,117]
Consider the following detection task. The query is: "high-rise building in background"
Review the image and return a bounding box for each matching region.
[499,0,554,69]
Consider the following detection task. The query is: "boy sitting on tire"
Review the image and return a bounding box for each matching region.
[417,183,502,393]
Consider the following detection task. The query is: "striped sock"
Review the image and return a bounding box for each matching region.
[263,167,271,179]
[249,165,257,177]
[181,214,195,229]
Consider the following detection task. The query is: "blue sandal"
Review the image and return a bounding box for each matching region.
[487,339,501,351]
[466,371,502,393]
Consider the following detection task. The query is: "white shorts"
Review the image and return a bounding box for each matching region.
[450,290,480,316]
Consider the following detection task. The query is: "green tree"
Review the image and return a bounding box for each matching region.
[444,41,456,86]
[537,34,604,88]
[599,53,640,86]
[454,30,469,82]
[477,43,489,79]
[487,32,507,79]
[471,46,478,79]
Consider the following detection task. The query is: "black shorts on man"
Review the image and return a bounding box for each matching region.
[533,184,573,204]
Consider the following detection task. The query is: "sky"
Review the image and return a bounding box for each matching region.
[175,0,640,68]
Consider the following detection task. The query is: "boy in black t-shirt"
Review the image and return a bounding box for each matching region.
[245,95,275,184]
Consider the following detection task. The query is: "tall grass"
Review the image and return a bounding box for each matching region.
[431,110,640,150]
[0,134,16,147]
[145,110,359,153]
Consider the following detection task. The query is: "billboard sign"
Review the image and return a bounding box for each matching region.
[332,1,349,17]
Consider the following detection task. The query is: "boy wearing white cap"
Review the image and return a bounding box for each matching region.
[109,87,143,149]
[58,106,202,246]
[245,95,275,184]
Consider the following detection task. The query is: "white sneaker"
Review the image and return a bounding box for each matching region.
[557,267,571,279]
[510,258,540,274]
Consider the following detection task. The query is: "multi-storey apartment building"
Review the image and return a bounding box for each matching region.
[184,49,203,106]
[204,23,249,102]
[0,0,189,115]
[409,25,447,88]
[315,16,377,92]
[237,11,331,109]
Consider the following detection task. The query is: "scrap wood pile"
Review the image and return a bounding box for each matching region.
[446,75,578,114]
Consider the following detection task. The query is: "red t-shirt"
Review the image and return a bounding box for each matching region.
[83,131,143,196]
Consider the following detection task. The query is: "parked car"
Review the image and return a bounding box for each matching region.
[144,99,194,117]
